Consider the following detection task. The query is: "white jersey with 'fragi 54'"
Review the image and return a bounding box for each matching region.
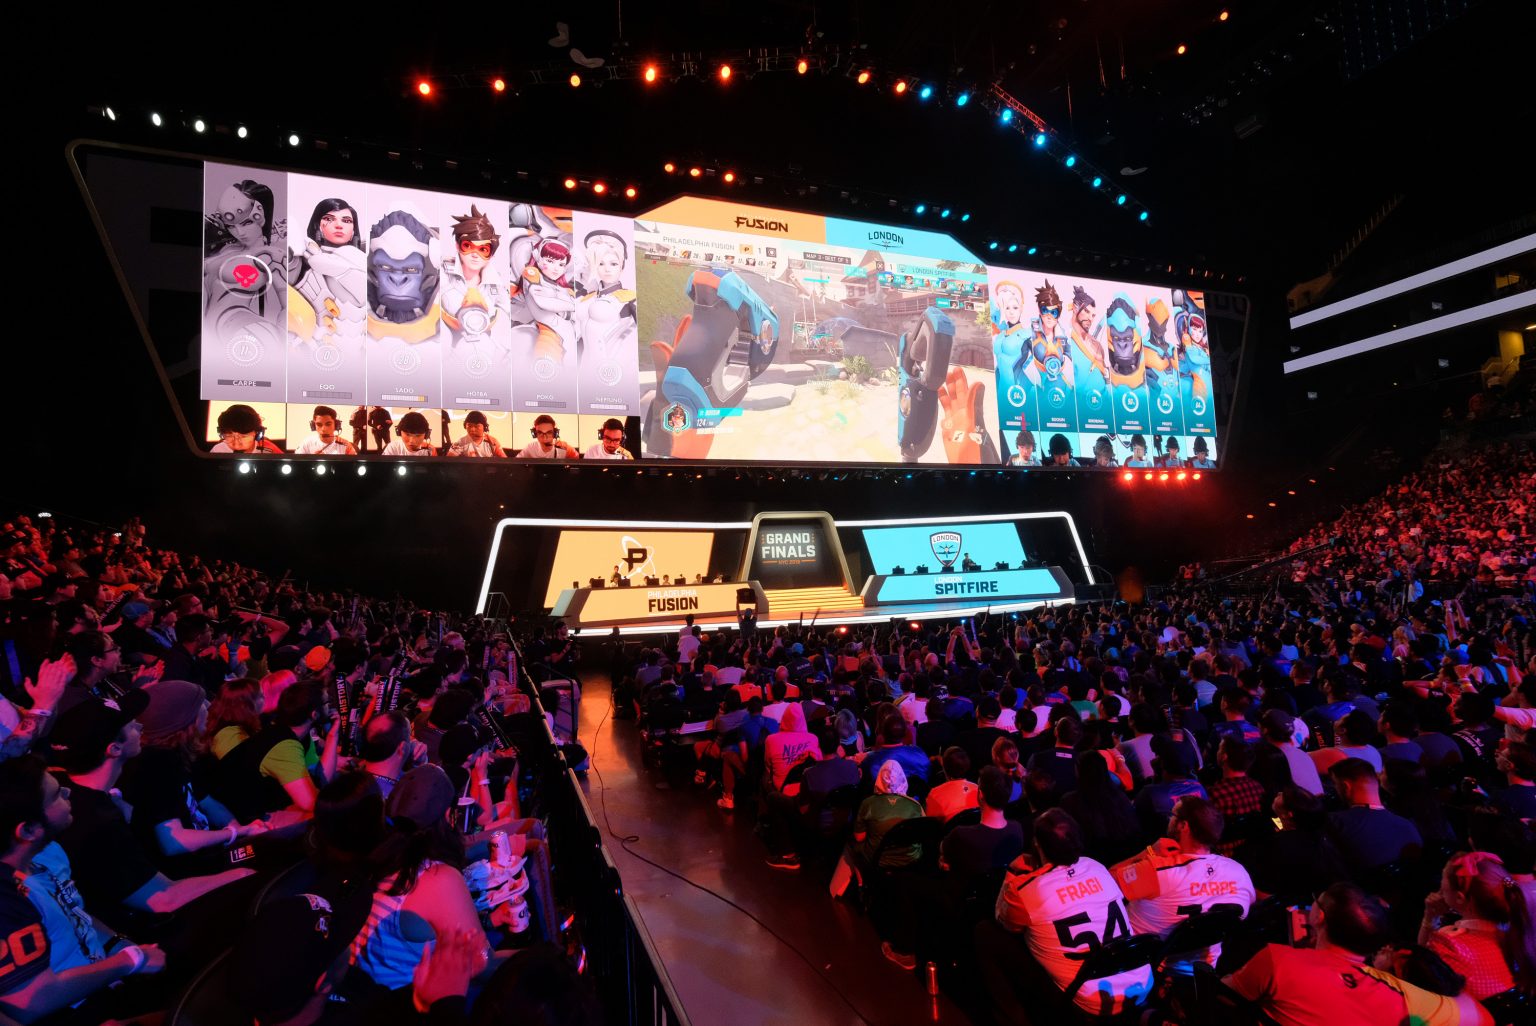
[995,856,1154,1014]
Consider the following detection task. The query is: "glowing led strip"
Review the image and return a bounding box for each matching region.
[1284,292,1536,374]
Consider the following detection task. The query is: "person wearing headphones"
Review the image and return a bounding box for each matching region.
[516,414,578,458]
[210,404,283,454]
[583,418,634,460]
[380,411,437,456]
[445,411,506,458]
[293,406,357,455]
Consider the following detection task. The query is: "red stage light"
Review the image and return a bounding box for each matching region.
[1159,472,1170,481]
[624,186,637,199]
[592,182,606,194]
[1268,501,1277,507]
[894,80,908,94]
[563,177,577,190]
[1144,472,1154,481]
[836,626,848,634]
[1176,44,1188,55]
[1287,489,1296,495]
[569,73,582,88]
[857,70,871,85]
[688,166,702,177]
[492,78,506,93]
[723,171,736,183]
[1192,472,1202,481]
[1122,471,1134,482]
[718,63,732,82]
[1246,513,1255,519]
[416,80,432,97]
[663,162,676,173]
[797,58,809,75]
[1176,471,1187,481]
[1219,10,1230,21]
[643,64,658,83]
[909,622,920,630]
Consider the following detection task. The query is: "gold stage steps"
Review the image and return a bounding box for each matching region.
[763,586,866,618]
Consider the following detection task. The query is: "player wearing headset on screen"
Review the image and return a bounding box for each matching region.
[1125,434,1154,468]
[380,411,436,456]
[1009,429,1041,467]
[1157,436,1185,468]
[445,411,506,458]
[294,406,357,455]
[1092,436,1117,468]
[1189,437,1216,469]
[583,418,634,460]
[210,405,283,454]
[516,414,578,459]
[1047,433,1075,466]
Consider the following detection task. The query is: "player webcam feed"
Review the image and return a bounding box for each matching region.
[988,264,1218,471]
[634,197,998,465]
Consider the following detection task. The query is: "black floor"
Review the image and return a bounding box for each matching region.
[574,672,976,1026]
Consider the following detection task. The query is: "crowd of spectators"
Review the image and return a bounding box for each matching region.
[0,512,599,1025]
[621,435,1536,1025]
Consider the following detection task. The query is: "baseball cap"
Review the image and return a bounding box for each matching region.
[228,892,371,1022]
[303,646,332,672]
[1260,708,1296,739]
[137,680,206,745]
[47,690,151,773]
[120,600,153,622]
[269,645,304,673]
[386,764,455,829]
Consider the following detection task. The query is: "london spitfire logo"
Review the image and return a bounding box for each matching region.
[930,531,961,571]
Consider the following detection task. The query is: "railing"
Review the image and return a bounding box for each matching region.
[511,637,694,1026]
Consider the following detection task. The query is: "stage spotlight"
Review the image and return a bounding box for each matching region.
[624,186,637,198]
[238,461,251,474]
[1177,44,1188,56]
[357,464,367,476]
[315,464,327,475]
[237,125,247,138]
[1027,246,1038,255]
[1123,471,1134,481]
[723,171,735,183]
[1268,501,1277,507]
[1176,471,1187,481]
[999,108,1013,124]
[416,80,432,97]
[909,622,920,630]
[1033,132,1047,147]
[1246,513,1254,519]
[193,118,206,133]
[956,91,970,106]
[1288,490,1296,495]
[856,70,871,84]
[919,84,933,100]
[150,112,162,126]
[396,464,408,476]
[105,106,116,121]
[1065,155,1076,167]
[569,73,581,87]
[1192,472,1202,481]
[1144,472,1154,481]
[1007,244,1018,253]
[988,241,998,250]
[280,463,292,476]
[493,78,506,92]
[688,166,702,177]
[915,203,926,215]
[663,162,675,173]
[563,177,577,190]
[592,182,606,194]
[894,80,907,94]
[1139,211,1149,222]
[1159,472,1169,481]
[643,64,658,83]
[960,212,970,221]
[940,208,951,218]
[1091,176,1103,188]
[1220,10,1229,21]
[796,58,809,75]
[1116,194,1127,205]
[288,133,300,146]
[718,63,732,82]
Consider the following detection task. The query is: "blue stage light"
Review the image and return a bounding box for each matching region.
[956,91,970,106]
[1007,244,1018,253]
[1116,194,1127,205]
[919,85,933,100]
[1065,155,1076,167]
[914,204,926,215]
[1033,132,1047,147]
[1027,246,1038,255]
[1139,211,1149,222]
[960,212,970,222]
[940,208,951,218]
[1091,176,1103,188]
[999,108,1013,124]
[988,241,998,250]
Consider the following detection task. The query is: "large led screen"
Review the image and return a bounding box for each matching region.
[542,529,716,608]
[77,145,1224,470]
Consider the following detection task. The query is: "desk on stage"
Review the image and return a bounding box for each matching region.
[860,565,1075,606]
[551,581,769,629]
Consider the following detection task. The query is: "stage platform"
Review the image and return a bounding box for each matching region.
[575,670,975,1025]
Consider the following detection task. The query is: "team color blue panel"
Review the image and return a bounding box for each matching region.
[862,523,1027,575]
